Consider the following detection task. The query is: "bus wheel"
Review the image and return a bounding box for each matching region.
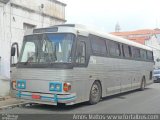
[140,77,146,91]
[89,81,102,105]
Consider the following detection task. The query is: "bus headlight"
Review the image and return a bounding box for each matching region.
[21,83,25,88]
[56,84,60,91]
[63,83,71,92]
[49,82,62,92]
[50,84,54,90]
[16,80,26,89]
[17,83,21,88]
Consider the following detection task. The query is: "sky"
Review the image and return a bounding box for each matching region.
[59,0,160,32]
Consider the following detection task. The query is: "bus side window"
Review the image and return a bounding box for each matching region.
[122,44,132,58]
[76,41,86,64]
[108,41,121,57]
[90,35,107,56]
[140,49,147,60]
[132,47,141,59]
[147,51,153,61]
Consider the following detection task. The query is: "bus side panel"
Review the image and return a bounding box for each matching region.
[80,56,153,99]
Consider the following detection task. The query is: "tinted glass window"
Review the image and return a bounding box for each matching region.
[132,47,141,59]
[140,49,147,60]
[122,44,132,58]
[147,51,153,60]
[109,41,121,57]
[90,35,107,56]
[76,41,86,64]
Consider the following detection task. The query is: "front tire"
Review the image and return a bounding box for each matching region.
[89,81,102,105]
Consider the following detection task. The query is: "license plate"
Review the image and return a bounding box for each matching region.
[32,94,40,99]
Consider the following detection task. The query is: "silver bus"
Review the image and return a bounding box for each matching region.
[11,24,154,105]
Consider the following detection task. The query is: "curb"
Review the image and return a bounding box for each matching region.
[0,102,27,110]
[0,96,12,101]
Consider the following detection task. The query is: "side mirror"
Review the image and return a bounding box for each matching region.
[11,47,16,56]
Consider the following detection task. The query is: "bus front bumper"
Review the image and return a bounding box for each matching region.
[16,91,77,105]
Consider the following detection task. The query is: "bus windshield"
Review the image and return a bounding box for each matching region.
[19,33,75,65]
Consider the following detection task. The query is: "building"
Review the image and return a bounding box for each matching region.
[111,29,160,68]
[0,0,66,96]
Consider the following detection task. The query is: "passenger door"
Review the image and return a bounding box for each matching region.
[74,35,90,101]
[75,35,90,67]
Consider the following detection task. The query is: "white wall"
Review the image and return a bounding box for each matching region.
[12,0,65,20]
[9,0,65,47]
[0,3,10,97]
[0,4,10,79]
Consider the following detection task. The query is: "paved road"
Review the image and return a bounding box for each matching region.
[1,83,160,114]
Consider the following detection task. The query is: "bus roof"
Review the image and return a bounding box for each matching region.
[55,24,152,51]
[31,24,152,51]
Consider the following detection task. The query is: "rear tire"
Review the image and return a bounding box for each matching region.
[140,77,146,91]
[89,81,102,105]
